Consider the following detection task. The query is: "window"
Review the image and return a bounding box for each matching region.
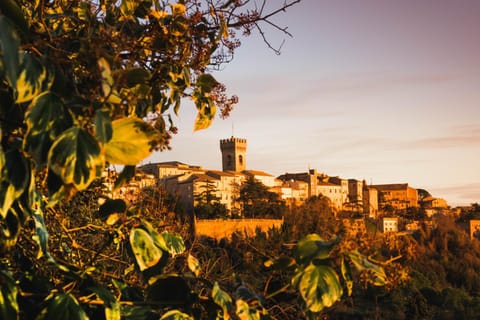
[239,155,243,165]
[227,155,232,166]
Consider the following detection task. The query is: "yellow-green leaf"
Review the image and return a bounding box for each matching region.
[212,282,233,319]
[193,111,214,131]
[98,57,122,104]
[48,127,104,191]
[24,91,72,165]
[104,117,160,165]
[160,310,193,320]
[293,264,343,313]
[16,53,54,103]
[187,254,200,277]
[129,228,163,271]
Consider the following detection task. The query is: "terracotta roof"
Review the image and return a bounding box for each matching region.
[317,180,339,186]
[243,170,273,177]
[138,161,202,169]
[207,170,237,177]
[178,173,219,184]
[371,183,409,191]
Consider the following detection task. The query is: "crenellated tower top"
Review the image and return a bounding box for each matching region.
[220,136,247,172]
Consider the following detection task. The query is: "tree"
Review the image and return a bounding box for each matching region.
[285,195,339,239]
[239,176,286,218]
[417,188,431,200]
[194,179,228,219]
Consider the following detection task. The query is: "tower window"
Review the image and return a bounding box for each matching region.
[227,155,232,166]
[239,155,243,165]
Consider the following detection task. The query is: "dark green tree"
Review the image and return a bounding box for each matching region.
[239,176,286,218]
[193,179,228,219]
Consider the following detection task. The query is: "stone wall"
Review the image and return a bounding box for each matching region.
[195,218,283,240]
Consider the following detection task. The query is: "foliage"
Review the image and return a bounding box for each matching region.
[0,0,313,318]
[284,195,339,239]
[195,203,228,220]
[239,177,287,218]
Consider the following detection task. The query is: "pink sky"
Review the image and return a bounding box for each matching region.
[146,0,480,206]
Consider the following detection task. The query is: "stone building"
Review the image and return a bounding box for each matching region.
[139,161,204,181]
[363,185,379,218]
[277,170,349,211]
[373,183,418,211]
[348,179,364,204]
[243,170,277,188]
[220,136,247,172]
[470,220,480,240]
[382,217,399,232]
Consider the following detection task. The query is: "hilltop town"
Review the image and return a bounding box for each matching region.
[103,136,476,238]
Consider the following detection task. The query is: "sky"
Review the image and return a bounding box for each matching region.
[145,0,480,207]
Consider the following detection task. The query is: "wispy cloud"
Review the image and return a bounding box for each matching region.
[429,183,480,206]
[408,124,480,149]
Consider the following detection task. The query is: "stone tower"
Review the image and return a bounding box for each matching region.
[220,136,247,172]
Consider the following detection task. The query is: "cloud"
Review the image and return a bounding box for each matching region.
[429,182,480,206]
[408,124,480,149]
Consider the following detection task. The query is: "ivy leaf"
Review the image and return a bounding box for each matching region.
[292,264,343,313]
[0,270,19,320]
[129,228,163,271]
[104,117,160,165]
[48,127,104,191]
[296,234,338,263]
[39,292,89,320]
[24,91,72,165]
[32,196,55,262]
[88,285,121,320]
[160,310,194,320]
[235,299,263,320]
[0,16,20,87]
[123,306,155,320]
[187,254,200,277]
[140,220,168,251]
[16,53,54,103]
[348,250,387,286]
[161,231,185,256]
[95,110,113,143]
[212,282,233,319]
[193,105,215,132]
[98,57,121,104]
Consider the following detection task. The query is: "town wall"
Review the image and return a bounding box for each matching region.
[195,218,283,240]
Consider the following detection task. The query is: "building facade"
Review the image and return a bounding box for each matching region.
[373,183,418,211]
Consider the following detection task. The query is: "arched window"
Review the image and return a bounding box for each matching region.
[239,155,243,165]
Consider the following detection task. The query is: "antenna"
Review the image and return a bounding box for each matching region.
[231,122,235,137]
